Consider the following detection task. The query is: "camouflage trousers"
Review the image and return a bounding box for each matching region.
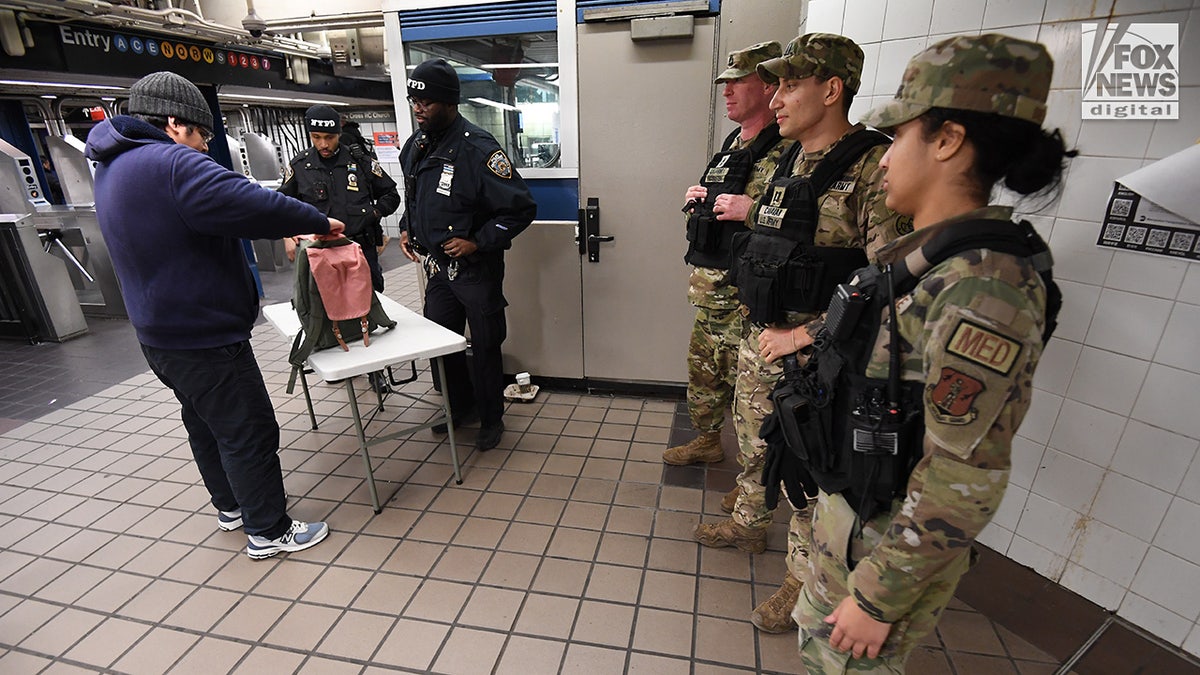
[685,305,746,432]
[730,323,783,529]
[794,490,971,673]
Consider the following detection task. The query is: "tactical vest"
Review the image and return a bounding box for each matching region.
[684,124,784,270]
[730,129,889,325]
[760,218,1061,522]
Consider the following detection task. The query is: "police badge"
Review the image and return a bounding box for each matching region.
[487,150,513,179]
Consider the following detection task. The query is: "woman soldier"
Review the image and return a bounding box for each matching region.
[789,34,1072,672]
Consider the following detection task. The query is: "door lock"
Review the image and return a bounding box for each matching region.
[580,197,612,263]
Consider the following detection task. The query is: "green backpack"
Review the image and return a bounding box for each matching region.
[286,236,396,393]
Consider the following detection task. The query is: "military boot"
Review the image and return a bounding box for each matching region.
[694,518,767,553]
[720,485,742,514]
[662,431,723,466]
[751,573,801,633]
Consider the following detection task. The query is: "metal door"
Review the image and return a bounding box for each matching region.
[575,17,717,384]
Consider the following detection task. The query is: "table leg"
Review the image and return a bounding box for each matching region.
[434,355,463,485]
[344,378,382,513]
[300,370,318,431]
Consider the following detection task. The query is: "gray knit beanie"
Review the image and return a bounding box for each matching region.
[129,71,213,129]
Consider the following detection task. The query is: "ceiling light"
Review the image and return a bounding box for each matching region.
[468,97,520,112]
[0,79,124,91]
[218,93,349,106]
[479,63,559,69]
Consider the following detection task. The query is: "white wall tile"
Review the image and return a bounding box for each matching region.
[1061,563,1126,610]
[1147,87,1200,159]
[1046,218,1114,286]
[1010,435,1049,490]
[1037,20,1085,91]
[1043,0,1116,22]
[930,0,986,34]
[1090,471,1173,540]
[1119,592,1194,644]
[1112,0,1196,15]
[1112,420,1199,494]
[982,0,1047,29]
[993,484,1029,531]
[1044,89,1084,150]
[1032,447,1106,511]
[804,0,845,34]
[874,39,927,98]
[977,521,1016,553]
[1016,493,1084,561]
[1017,388,1063,446]
[1180,263,1200,305]
[1048,399,1128,465]
[1084,289,1172,359]
[1033,336,1081,395]
[1183,9,1200,86]
[1130,547,1200,620]
[1156,303,1200,375]
[1067,343,1148,416]
[1133,364,1200,440]
[1052,280,1100,343]
[1179,455,1200,504]
[856,43,882,98]
[1104,249,1189,299]
[1154,497,1200,561]
[1184,622,1200,658]
[1076,119,1155,159]
[839,0,885,43]
[1057,157,1144,223]
[1008,534,1069,580]
[882,0,934,40]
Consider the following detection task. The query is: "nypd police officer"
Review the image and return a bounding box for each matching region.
[280,105,401,293]
[398,58,537,451]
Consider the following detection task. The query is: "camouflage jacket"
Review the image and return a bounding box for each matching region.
[742,123,911,328]
[840,206,1049,623]
[688,128,793,310]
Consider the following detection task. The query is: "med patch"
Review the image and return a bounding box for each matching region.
[946,319,1022,375]
[487,150,513,179]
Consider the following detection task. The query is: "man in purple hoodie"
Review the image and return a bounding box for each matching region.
[86,71,338,559]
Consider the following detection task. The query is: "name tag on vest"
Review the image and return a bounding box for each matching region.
[830,178,855,192]
[705,167,730,183]
[757,206,786,229]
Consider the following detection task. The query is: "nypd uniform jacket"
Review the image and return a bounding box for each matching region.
[278,145,401,245]
[399,114,536,277]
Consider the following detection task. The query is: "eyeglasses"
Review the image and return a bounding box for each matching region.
[185,124,214,144]
[406,96,436,111]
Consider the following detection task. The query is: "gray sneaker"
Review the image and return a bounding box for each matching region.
[217,509,243,531]
[246,520,329,559]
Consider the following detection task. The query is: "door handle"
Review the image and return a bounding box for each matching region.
[581,197,612,263]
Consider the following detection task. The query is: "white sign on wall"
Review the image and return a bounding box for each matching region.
[1082,22,1179,120]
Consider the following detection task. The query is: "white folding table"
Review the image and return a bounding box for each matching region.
[262,296,467,513]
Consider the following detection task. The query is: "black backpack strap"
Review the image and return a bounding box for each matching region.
[770,141,803,181]
[808,128,890,198]
[893,218,1061,341]
[720,127,741,152]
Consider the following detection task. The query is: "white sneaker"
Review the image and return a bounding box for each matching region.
[217,509,243,531]
[245,520,329,560]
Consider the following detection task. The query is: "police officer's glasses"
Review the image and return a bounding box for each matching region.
[407,96,436,112]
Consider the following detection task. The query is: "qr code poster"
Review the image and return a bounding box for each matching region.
[1097,182,1200,261]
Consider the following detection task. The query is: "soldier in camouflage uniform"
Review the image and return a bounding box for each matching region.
[794,34,1069,672]
[664,42,794,489]
[693,33,911,634]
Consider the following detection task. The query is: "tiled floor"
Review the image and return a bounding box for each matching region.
[0,261,1191,674]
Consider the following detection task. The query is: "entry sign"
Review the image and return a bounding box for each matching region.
[1082,22,1179,120]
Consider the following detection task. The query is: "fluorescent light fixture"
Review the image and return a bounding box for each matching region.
[468,97,520,112]
[40,95,57,99]
[0,79,124,91]
[100,97,116,101]
[479,63,559,69]
[218,93,349,106]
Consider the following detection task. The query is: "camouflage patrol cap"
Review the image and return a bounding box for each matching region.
[757,33,863,93]
[861,34,1053,131]
[715,41,783,83]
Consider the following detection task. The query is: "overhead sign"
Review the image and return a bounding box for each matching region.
[57,24,279,85]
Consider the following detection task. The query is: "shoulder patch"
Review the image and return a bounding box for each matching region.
[946,319,1022,375]
[486,150,513,179]
[927,367,984,424]
[371,160,383,177]
[282,163,293,182]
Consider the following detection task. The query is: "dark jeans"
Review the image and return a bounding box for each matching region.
[141,341,290,539]
[357,239,384,293]
[424,262,507,427]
